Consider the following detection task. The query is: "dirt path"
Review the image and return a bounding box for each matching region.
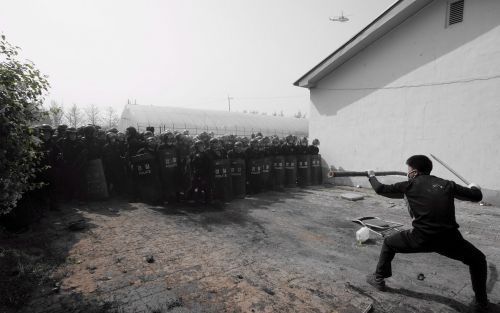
[2,185,499,313]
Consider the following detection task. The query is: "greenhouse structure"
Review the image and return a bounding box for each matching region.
[118,104,308,137]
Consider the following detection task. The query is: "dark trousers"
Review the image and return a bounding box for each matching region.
[375,229,488,303]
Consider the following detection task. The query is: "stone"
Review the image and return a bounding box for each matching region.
[263,287,275,296]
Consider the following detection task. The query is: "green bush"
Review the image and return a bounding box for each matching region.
[0,35,50,214]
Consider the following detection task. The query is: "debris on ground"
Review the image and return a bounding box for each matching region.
[86,264,97,274]
[361,303,373,313]
[341,193,365,201]
[145,255,155,263]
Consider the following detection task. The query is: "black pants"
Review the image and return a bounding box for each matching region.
[375,229,487,303]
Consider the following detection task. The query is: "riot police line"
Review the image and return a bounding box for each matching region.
[31,124,322,208]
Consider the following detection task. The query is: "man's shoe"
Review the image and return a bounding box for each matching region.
[469,299,489,313]
[366,273,386,292]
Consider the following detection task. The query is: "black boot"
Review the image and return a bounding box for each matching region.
[366,273,386,292]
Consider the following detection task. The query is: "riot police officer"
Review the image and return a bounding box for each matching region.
[125,127,144,201]
[157,131,180,203]
[103,132,126,195]
[297,137,309,154]
[281,134,297,155]
[55,124,68,144]
[38,124,61,209]
[60,127,87,201]
[83,125,102,161]
[308,139,320,155]
[176,133,193,199]
[189,139,211,203]
[228,141,245,159]
[245,138,263,194]
[133,137,162,204]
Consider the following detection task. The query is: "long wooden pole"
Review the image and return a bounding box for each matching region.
[328,171,406,178]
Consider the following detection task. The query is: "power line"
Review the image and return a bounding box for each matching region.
[314,74,500,91]
[235,95,309,100]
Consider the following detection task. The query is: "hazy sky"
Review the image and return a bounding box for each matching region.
[0,0,394,116]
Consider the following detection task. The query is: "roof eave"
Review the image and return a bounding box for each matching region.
[294,0,434,89]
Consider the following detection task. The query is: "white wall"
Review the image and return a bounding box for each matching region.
[310,0,500,202]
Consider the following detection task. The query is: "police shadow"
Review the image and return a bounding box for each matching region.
[74,198,138,217]
[149,189,311,229]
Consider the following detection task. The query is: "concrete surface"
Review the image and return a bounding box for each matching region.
[1,185,499,313]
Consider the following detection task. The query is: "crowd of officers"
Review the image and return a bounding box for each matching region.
[32,124,322,208]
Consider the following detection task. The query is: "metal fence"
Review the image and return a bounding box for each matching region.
[133,123,307,137]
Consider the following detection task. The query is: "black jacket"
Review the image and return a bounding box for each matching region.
[369,174,482,238]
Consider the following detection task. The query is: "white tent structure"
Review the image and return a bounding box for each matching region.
[119,104,308,137]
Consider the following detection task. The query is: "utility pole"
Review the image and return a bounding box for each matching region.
[227,95,233,112]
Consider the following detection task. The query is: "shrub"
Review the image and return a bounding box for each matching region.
[0,35,50,214]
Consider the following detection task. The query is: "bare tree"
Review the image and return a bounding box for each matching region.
[85,103,101,126]
[294,110,304,118]
[48,100,64,127]
[65,103,84,128]
[104,106,120,128]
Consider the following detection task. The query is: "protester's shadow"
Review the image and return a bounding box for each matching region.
[386,287,500,313]
[487,263,498,293]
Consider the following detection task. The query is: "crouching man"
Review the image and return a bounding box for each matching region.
[366,155,488,312]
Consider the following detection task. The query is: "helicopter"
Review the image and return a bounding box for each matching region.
[329,11,350,22]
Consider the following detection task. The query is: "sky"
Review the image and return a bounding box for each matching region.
[0,0,395,116]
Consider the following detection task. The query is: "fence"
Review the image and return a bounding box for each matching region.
[132,123,307,137]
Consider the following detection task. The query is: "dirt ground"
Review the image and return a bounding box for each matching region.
[1,185,499,313]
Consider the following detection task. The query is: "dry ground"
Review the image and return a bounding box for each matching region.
[1,185,499,313]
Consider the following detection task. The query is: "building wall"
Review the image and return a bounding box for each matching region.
[309,0,500,203]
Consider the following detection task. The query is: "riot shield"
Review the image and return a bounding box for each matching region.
[212,159,232,202]
[158,147,178,199]
[230,158,246,198]
[284,155,297,188]
[272,155,285,190]
[247,158,262,194]
[130,153,162,204]
[297,154,311,187]
[261,157,273,191]
[310,154,323,185]
[85,158,109,200]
